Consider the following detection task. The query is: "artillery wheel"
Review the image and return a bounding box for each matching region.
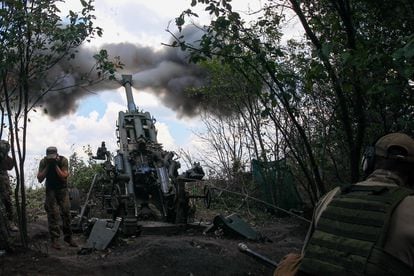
[69,187,81,213]
[203,185,212,209]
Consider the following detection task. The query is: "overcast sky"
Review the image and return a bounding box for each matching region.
[23,0,266,186]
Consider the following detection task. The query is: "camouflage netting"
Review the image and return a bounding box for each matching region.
[252,159,302,212]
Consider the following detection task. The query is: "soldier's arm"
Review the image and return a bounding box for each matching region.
[384,195,414,268]
[37,159,48,183]
[55,156,69,181]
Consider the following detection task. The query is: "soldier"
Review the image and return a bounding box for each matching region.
[37,146,77,250]
[0,140,18,232]
[274,132,414,275]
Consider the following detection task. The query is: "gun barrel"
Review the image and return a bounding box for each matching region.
[122,74,137,112]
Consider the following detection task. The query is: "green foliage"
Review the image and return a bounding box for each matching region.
[172,0,414,203]
[68,149,103,192]
[0,0,118,246]
[25,186,46,222]
[93,49,124,80]
[0,0,119,117]
[187,59,262,113]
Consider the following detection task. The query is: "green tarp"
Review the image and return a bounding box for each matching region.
[252,159,302,211]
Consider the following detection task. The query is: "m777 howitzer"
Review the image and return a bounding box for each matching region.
[74,75,210,246]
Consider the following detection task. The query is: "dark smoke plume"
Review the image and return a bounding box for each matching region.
[36,26,213,118]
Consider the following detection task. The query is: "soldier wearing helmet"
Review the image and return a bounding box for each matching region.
[274,133,414,276]
[0,140,17,232]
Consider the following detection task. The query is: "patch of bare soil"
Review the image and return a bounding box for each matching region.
[0,213,307,276]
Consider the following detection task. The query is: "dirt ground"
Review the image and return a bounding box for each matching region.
[0,210,307,276]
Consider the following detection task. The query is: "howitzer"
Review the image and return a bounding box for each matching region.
[81,75,207,237]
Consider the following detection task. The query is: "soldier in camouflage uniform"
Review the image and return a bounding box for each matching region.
[37,146,77,250]
[274,133,414,275]
[0,140,17,232]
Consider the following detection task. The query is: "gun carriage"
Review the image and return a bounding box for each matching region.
[72,75,210,239]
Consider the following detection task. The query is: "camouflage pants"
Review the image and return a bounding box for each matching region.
[44,187,72,241]
[0,173,13,221]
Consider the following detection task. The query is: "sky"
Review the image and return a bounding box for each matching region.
[23,0,267,187]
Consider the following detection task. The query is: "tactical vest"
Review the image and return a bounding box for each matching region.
[45,157,66,189]
[299,185,414,276]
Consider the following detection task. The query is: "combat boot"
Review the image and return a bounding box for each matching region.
[64,236,78,247]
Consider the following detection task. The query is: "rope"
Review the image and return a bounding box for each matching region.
[209,185,311,224]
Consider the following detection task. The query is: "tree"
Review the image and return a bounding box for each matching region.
[68,147,103,192]
[0,0,117,247]
[188,60,299,206]
[172,0,414,202]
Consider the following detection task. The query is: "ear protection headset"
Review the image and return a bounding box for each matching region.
[361,144,376,176]
[361,133,414,177]
[361,134,387,177]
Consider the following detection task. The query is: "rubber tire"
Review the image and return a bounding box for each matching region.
[69,187,81,213]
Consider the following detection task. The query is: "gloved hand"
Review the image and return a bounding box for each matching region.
[274,253,303,276]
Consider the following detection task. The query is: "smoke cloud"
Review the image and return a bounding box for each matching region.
[35,26,214,118]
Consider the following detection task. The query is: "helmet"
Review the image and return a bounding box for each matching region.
[375,133,414,163]
[362,133,414,175]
